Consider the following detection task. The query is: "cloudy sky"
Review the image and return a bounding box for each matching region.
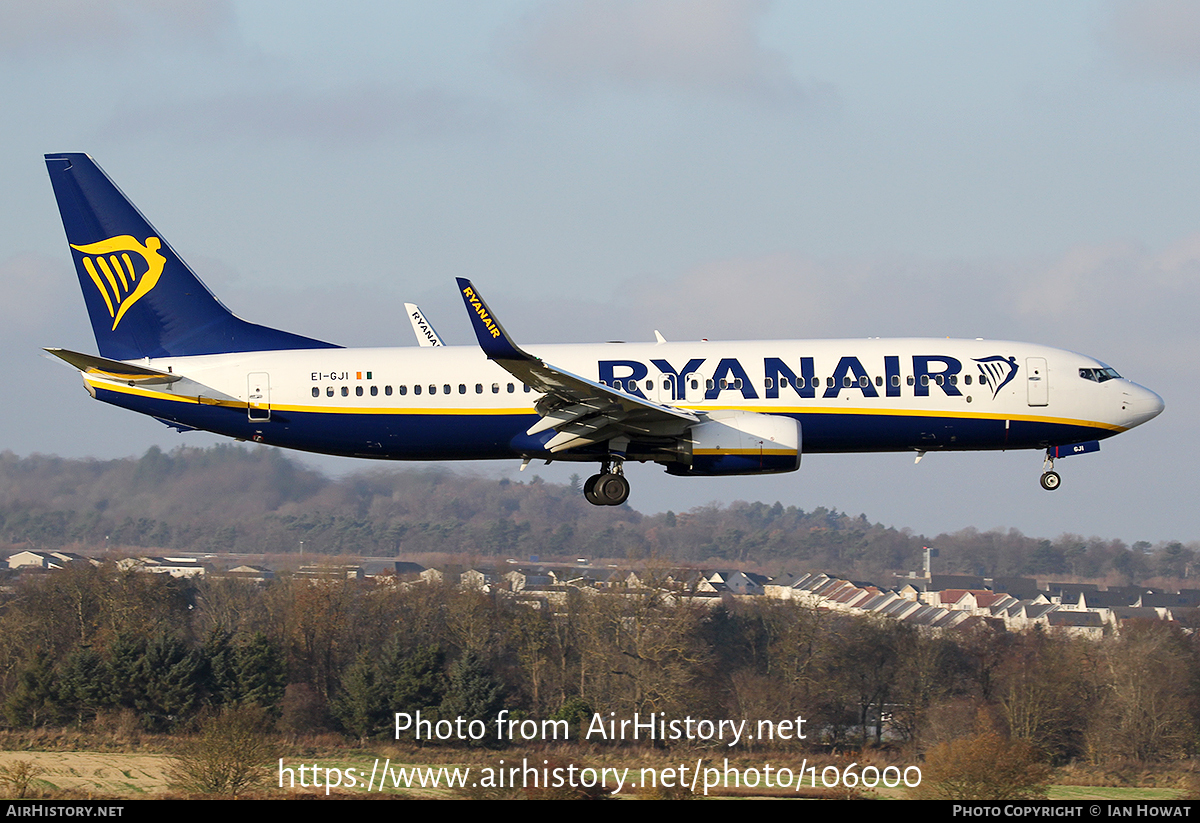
[3,1,1198,546]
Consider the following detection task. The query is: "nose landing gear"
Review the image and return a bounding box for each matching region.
[1040,452,1061,491]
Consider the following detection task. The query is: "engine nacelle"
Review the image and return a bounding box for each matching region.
[666,410,801,476]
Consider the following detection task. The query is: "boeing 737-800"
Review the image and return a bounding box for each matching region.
[43,153,1164,506]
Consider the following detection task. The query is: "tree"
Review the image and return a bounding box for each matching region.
[234,633,287,713]
[388,644,447,718]
[911,731,1052,800]
[4,651,59,728]
[54,646,110,726]
[1087,621,1199,762]
[440,652,506,748]
[997,633,1094,763]
[331,652,385,741]
[168,705,278,796]
[0,760,46,799]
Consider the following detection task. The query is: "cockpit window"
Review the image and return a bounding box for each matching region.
[1079,367,1121,383]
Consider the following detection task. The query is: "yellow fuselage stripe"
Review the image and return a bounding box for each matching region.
[85,377,1126,432]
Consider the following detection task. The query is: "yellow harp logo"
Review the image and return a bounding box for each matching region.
[70,235,166,331]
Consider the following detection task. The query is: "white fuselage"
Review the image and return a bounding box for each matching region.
[80,337,1164,464]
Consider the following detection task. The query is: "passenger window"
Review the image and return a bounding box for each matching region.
[645,380,653,391]
[370,385,378,396]
[507,383,515,393]
[843,376,852,388]
[764,377,774,390]
[906,376,914,386]
[706,379,714,390]
[385,385,393,396]
[875,376,882,386]
[524,384,531,393]
[356,386,363,396]
[614,379,623,391]
[443,384,451,394]
[429,385,437,395]
[826,377,834,388]
[326,387,334,397]
[312,387,319,398]
[891,375,900,387]
[691,379,699,390]
[459,384,466,394]
[963,375,971,386]
[720,379,728,390]
[949,375,957,385]
[935,375,944,385]
[492,383,500,393]
[476,384,483,393]
[414,385,422,395]
[399,385,407,395]
[341,386,349,397]
[921,375,930,386]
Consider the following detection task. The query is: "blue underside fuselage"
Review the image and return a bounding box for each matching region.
[95,385,1117,463]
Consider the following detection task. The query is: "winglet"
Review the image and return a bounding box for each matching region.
[455,278,531,361]
[404,302,444,346]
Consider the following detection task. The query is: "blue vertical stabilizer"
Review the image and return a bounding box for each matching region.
[45,153,339,360]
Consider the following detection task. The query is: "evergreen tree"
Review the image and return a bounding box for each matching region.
[234,633,286,714]
[54,646,109,726]
[332,652,385,740]
[440,651,506,748]
[4,651,59,727]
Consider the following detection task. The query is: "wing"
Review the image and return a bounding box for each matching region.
[455,279,697,453]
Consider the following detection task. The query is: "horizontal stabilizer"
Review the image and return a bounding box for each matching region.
[44,348,182,384]
[45,347,240,405]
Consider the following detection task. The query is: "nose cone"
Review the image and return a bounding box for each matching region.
[1123,383,1165,429]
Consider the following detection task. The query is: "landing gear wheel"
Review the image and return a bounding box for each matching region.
[594,473,630,506]
[584,474,602,505]
[1040,471,1061,491]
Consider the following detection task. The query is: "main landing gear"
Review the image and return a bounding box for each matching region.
[1040,452,1061,492]
[584,458,629,506]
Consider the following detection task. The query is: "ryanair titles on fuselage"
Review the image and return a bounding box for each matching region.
[596,352,1017,402]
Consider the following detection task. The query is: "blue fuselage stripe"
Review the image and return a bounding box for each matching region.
[95,387,1116,461]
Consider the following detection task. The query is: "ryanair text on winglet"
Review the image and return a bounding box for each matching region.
[462,285,502,339]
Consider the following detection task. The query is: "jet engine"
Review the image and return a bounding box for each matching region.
[666,410,801,476]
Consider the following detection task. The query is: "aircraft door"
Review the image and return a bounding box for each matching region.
[684,372,707,404]
[1026,358,1048,407]
[248,372,271,421]
[652,374,676,405]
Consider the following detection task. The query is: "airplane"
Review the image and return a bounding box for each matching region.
[43,153,1165,507]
